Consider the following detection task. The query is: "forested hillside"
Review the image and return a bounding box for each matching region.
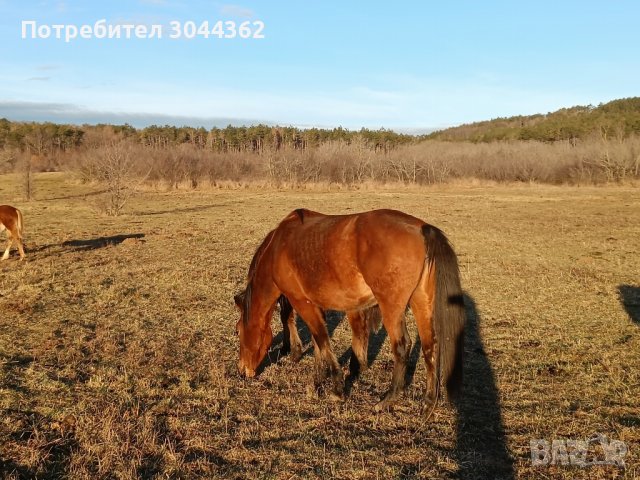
[427,97,640,143]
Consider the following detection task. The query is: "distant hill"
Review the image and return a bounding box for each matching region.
[427,97,640,143]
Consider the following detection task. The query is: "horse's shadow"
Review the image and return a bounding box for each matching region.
[43,189,108,201]
[619,285,640,325]
[61,234,145,251]
[453,294,514,480]
[135,204,227,216]
[29,234,145,255]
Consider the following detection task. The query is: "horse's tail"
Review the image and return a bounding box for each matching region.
[422,224,465,402]
[16,208,24,239]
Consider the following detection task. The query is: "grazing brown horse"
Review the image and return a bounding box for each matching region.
[235,208,465,411]
[0,205,25,261]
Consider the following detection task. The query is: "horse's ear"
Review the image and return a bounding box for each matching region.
[234,291,245,308]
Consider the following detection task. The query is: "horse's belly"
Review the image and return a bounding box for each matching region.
[305,272,376,311]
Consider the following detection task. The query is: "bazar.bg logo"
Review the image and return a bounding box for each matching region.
[530,434,628,467]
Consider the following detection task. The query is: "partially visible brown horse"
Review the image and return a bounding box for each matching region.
[0,205,25,261]
[235,209,464,411]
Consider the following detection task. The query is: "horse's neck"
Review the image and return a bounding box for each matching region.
[247,230,280,316]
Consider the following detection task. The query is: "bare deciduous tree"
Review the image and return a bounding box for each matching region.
[91,144,141,216]
[22,154,35,201]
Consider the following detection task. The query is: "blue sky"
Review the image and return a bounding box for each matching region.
[0,1,639,131]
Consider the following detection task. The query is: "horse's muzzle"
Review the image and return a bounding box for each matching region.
[237,360,256,378]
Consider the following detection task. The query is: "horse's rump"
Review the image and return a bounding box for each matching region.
[0,205,26,260]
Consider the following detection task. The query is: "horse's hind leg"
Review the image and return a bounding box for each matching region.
[290,299,344,399]
[347,310,369,377]
[2,233,12,261]
[15,236,25,260]
[409,269,438,410]
[375,302,411,411]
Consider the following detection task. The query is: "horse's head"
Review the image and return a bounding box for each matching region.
[234,287,272,377]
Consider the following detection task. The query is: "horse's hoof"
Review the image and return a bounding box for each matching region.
[374,389,401,412]
[421,399,435,411]
[290,347,303,363]
[421,397,438,419]
[348,360,367,379]
[374,399,394,412]
[328,390,345,402]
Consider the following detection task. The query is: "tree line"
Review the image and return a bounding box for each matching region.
[0,119,414,159]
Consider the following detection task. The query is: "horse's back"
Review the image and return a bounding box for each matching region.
[276,208,427,262]
[276,210,359,276]
[272,209,428,310]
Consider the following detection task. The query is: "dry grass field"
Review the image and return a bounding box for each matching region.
[1,173,639,479]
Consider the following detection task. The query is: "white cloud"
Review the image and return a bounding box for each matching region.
[0,100,267,128]
[139,0,170,6]
[36,64,61,71]
[220,4,254,18]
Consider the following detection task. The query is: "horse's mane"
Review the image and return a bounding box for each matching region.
[248,229,276,279]
[243,229,277,324]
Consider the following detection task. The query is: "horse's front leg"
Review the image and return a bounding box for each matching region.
[290,299,344,400]
[278,296,303,362]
